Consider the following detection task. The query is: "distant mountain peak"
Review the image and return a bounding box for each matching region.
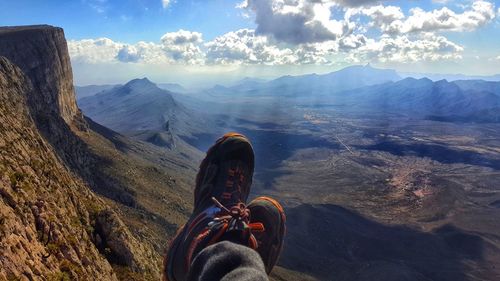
[397,77,433,86]
[121,78,160,95]
[125,77,156,87]
[435,79,450,84]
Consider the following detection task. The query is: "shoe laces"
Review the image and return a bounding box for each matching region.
[209,197,250,229]
[209,197,265,244]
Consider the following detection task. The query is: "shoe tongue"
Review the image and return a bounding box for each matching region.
[221,227,252,245]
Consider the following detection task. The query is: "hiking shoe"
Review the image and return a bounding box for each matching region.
[248,196,286,274]
[164,132,256,281]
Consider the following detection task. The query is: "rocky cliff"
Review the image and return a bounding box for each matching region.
[0,56,118,280]
[0,25,80,124]
[0,25,177,280]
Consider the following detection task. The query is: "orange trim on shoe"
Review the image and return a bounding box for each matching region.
[254,196,286,215]
[250,234,258,250]
[207,223,229,246]
[249,222,265,232]
[222,132,247,138]
[186,228,211,272]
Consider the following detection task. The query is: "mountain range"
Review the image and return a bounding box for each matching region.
[401,72,500,82]
[206,64,401,97]
[325,78,500,123]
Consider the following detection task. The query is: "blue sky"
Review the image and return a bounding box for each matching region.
[1,0,253,41]
[1,0,499,85]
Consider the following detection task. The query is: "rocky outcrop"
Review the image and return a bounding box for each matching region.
[95,210,158,274]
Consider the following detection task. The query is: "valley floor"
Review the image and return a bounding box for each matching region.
[180,96,500,281]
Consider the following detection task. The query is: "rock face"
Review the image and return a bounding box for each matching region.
[0,56,116,280]
[0,25,90,177]
[0,25,80,124]
[0,25,162,280]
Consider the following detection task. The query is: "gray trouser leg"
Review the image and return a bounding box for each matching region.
[187,241,269,281]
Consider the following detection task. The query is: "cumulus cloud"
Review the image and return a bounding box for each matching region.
[160,30,204,64]
[402,1,495,33]
[68,38,123,63]
[238,0,355,44]
[69,28,466,67]
[205,29,296,65]
[239,0,495,45]
[351,5,404,33]
[68,31,204,65]
[338,34,368,50]
[205,29,341,65]
[117,46,141,62]
[346,33,464,63]
[334,0,382,7]
[355,1,496,34]
[162,0,170,9]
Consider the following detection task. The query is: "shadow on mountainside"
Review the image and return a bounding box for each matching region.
[280,204,490,281]
[34,111,141,208]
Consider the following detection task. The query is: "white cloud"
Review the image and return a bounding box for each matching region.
[346,33,463,63]
[205,29,297,65]
[68,31,204,65]
[239,0,496,46]
[338,34,368,50]
[351,5,404,34]
[161,29,202,45]
[239,0,355,44]
[162,0,170,9]
[160,30,204,64]
[69,29,336,66]
[334,0,382,7]
[402,1,495,33]
[69,28,465,67]
[356,1,496,34]
[117,45,141,62]
[68,38,123,63]
[205,29,341,65]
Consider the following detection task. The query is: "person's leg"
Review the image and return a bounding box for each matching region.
[187,195,286,281]
[187,241,268,281]
[163,133,285,281]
